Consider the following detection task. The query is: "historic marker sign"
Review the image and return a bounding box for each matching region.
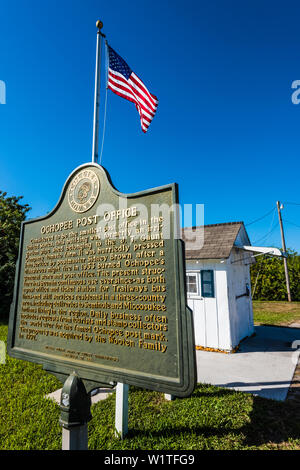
[8,164,196,396]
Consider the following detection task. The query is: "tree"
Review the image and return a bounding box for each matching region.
[0,191,31,320]
[250,249,300,301]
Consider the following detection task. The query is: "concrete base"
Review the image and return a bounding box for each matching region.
[196,325,300,401]
[46,387,114,405]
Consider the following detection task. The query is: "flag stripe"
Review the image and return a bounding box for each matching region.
[107,45,158,133]
[108,74,155,122]
[128,77,157,114]
[109,69,157,116]
[132,72,158,103]
[108,69,157,120]
[107,80,137,105]
[131,73,158,106]
[108,72,137,102]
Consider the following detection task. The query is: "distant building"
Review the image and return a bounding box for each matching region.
[182,222,281,352]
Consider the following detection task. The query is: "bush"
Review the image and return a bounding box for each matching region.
[250,249,300,301]
[0,191,31,319]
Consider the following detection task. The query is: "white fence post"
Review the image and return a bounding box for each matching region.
[165,394,175,401]
[115,382,129,439]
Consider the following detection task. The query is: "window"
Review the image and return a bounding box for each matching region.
[186,273,199,295]
[201,270,215,298]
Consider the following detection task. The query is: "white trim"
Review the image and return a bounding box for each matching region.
[186,271,201,298]
[235,245,283,257]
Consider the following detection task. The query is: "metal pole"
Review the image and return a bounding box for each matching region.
[92,20,104,164]
[62,425,88,450]
[276,201,292,302]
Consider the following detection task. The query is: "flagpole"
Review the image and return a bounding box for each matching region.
[92,20,105,164]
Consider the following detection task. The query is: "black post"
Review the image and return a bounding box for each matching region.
[59,372,92,450]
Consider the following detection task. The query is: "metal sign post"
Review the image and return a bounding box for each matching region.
[59,372,92,450]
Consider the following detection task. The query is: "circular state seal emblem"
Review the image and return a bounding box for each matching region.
[68,168,100,213]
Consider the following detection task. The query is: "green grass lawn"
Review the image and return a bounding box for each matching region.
[253,301,300,326]
[0,320,300,450]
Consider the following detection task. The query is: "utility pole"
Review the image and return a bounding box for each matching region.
[276,201,292,302]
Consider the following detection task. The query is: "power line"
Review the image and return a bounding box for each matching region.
[251,207,277,245]
[245,207,275,227]
[284,202,300,206]
[282,218,300,229]
[252,221,279,245]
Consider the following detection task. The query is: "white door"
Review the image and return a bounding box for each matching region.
[233,265,251,341]
[186,270,220,349]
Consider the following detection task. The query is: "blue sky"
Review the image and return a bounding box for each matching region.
[1,0,300,252]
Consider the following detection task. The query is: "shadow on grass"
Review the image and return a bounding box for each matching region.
[241,394,300,448]
[126,423,241,441]
[126,386,300,449]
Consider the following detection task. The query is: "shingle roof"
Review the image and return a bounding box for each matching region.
[183,222,245,260]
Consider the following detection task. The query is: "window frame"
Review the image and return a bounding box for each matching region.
[186,272,200,297]
[200,269,215,298]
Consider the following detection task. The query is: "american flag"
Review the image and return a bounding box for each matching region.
[107,45,158,133]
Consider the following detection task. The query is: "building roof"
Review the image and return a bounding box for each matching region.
[183,222,248,260]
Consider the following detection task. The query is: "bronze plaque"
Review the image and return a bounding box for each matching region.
[7,164,196,396]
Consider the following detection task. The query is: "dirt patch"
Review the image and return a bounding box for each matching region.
[253,301,300,314]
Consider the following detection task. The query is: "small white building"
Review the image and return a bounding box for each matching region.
[182,222,282,352]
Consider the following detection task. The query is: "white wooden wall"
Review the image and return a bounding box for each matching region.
[186,254,254,352]
[227,249,254,348]
[186,260,232,351]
